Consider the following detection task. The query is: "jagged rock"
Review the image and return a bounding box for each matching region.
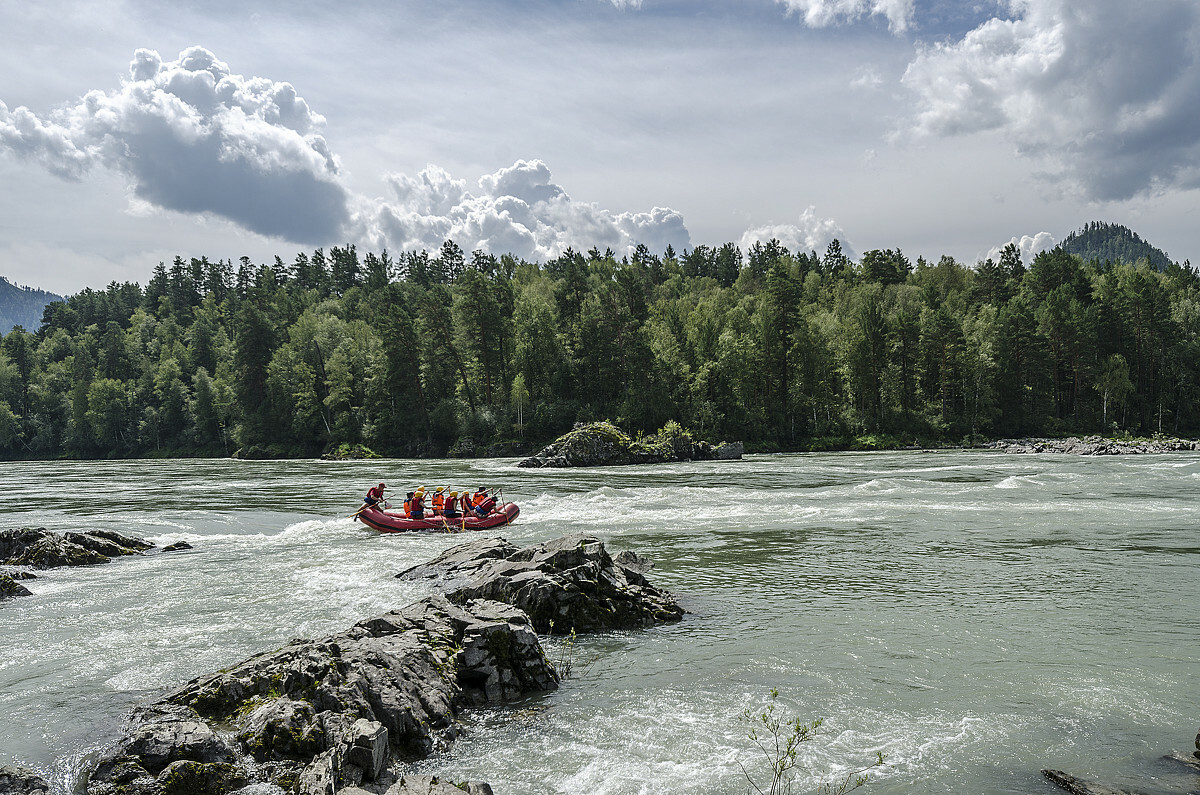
[0,765,49,795]
[0,528,152,569]
[518,421,741,468]
[345,720,388,782]
[1042,769,1141,795]
[397,534,684,634]
[0,573,33,600]
[86,595,555,795]
[162,542,193,552]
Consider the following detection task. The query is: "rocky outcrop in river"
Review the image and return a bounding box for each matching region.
[518,420,742,468]
[83,535,681,795]
[987,436,1200,455]
[399,534,684,633]
[0,528,153,568]
[0,571,34,600]
[0,765,49,795]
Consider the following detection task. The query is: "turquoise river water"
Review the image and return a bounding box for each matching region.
[1,451,1198,794]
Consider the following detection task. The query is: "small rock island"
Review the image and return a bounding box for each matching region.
[518,420,742,468]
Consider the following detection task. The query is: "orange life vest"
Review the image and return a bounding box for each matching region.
[432,493,445,512]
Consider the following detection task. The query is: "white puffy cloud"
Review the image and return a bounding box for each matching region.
[987,231,1056,265]
[901,0,1200,200]
[739,207,855,258]
[354,159,690,260]
[775,0,914,32]
[0,46,348,243]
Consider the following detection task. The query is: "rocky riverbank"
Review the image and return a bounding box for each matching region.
[518,420,742,468]
[985,435,1200,455]
[73,534,680,795]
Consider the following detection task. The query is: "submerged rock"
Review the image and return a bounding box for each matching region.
[1042,769,1139,795]
[518,420,741,468]
[86,595,556,795]
[0,766,49,795]
[397,533,685,634]
[0,528,152,569]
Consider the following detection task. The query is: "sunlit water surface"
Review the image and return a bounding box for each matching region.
[1,452,1198,794]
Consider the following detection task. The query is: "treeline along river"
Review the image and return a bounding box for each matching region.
[2,451,1198,793]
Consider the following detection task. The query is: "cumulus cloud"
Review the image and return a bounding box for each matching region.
[901,0,1200,200]
[738,207,855,258]
[354,159,690,261]
[776,0,915,32]
[0,46,348,243]
[987,231,1056,265]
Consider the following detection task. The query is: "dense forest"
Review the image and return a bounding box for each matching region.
[1,228,1198,460]
[0,277,63,336]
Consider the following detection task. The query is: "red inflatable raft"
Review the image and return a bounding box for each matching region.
[355,502,519,534]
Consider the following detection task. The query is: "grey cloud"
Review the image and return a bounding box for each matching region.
[901,0,1200,201]
[0,46,348,243]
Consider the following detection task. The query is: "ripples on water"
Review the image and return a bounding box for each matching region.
[2,452,1199,794]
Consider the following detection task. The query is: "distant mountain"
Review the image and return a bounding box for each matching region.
[1059,221,1175,270]
[1,276,64,335]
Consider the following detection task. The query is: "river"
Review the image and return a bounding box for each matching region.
[1,451,1198,794]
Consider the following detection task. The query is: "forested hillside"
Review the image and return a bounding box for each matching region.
[1060,222,1175,270]
[0,277,63,335]
[1,237,1198,460]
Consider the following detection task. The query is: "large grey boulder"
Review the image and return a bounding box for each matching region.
[398,534,685,634]
[86,595,556,795]
[0,528,152,569]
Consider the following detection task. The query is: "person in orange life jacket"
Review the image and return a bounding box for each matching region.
[443,491,461,519]
[431,487,446,515]
[410,488,427,520]
[403,492,414,518]
[364,483,386,507]
[470,488,490,517]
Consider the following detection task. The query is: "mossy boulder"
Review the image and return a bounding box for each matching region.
[518,420,741,468]
[86,595,555,795]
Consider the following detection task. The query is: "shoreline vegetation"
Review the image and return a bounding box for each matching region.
[2,231,1200,463]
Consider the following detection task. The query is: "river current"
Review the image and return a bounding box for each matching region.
[1,451,1198,794]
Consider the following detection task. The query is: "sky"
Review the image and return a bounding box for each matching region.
[1,0,1198,296]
